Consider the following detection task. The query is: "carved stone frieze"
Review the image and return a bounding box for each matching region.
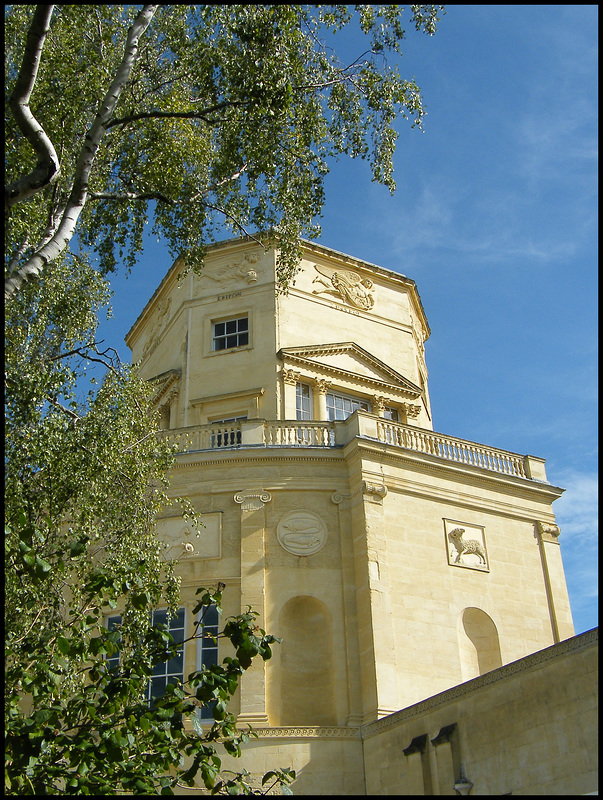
[444,520,488,571]
[403,402,421,418]
[312,264,375,310]
[196,251,261,291]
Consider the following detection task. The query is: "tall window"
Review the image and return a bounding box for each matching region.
[212,317,248,351]
[196,603,220,721]
[325,391,370,421]
[296,383,312,420]
[104,608,186,707]
[148,608,186,706]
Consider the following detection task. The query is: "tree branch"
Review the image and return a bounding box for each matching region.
[105,99,252,130]
[5,4,159,303]
[5,5,61,211]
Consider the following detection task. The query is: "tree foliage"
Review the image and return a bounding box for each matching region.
[3,254,293,793]
[5,4,444,299]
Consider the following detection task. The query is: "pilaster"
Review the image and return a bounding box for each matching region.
[536,522,575,642]
[234,490,272,725]
[348,473,398,723]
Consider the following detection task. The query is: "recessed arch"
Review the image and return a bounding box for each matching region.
[277,595,336,725]
[457,607,502,681]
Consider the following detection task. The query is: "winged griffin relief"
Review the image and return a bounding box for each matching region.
[312,264,375,310]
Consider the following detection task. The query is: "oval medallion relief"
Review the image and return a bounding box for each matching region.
[276,511,328,556]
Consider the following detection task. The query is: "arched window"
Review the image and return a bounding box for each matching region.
[457,607,502,681]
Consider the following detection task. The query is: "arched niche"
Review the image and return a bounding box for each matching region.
[457,607,502,681]
[277,595,336,726]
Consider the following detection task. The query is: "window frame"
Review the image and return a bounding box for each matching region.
[211,315,249,352]
[325,390,371,421]
[195,602,220,721]
[104,607,187,708]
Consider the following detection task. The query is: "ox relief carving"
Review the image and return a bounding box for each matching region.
[276,510,328,556]
[444,519,489,571]
[312,264,375,310]
[195,251,261,293]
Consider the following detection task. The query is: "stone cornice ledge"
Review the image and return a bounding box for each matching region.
[250,726,362,739]
[360,628,598,740]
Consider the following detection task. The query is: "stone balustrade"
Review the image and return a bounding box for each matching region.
[161,412,547,482]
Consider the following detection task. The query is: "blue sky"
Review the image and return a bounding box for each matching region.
[94,6,598,634]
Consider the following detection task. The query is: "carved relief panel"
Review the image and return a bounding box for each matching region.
[276,510,328,556]
[311,264,375,310]
[444,519,489,572]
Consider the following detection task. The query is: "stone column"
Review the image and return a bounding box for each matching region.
[372,395,387,418]
[313,379,331,421]
[234,490,272,725]
[536,522,575,642]
[281,369,299,419]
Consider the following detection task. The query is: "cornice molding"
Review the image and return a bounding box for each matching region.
[360,628,598,740]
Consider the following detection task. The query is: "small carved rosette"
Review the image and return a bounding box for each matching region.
[444,519,489,572]
[276,510,328,556]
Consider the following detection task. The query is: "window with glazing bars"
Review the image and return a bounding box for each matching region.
[212,317,248,350]
[196,603,220,721]
[296,383,312,420]
[105,608,185,708]
[325,392,370,421]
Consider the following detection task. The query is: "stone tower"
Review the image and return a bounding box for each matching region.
[125,236,582,794]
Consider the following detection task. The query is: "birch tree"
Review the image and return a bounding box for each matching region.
[5,4,444,300]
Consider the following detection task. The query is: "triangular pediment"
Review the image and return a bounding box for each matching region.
[149,369,181,407]
[279,342,421,398]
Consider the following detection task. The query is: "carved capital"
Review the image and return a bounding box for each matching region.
[404,402,421,418]
[537,521,561,543]
[313,378,331,395]
[331,490,351,505]
[362,481,388,503]
[372,395,388,412]
[282,368,302,386]
[234,490,272,512]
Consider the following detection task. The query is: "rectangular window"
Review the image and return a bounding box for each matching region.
[104,608,186,708]
[325,392,370,421]
[383,407,399,421]
[148,608,186,707]
[212,317,249,351]
[196,603,220,721]
[296,383,312,421]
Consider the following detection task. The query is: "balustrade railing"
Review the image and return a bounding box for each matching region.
[376,419,527,478]
[162,417,531,480]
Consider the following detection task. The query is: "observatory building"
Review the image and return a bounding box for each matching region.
[125,237,597,795]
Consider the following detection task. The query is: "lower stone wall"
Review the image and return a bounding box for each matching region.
[362,628,598,795]
[176,629,597,795]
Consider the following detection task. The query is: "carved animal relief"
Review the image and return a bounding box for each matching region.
[444,520,489,571]
[277,510,328,556]
[312,264,375,310]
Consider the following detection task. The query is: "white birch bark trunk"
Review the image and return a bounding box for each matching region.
[5,4,159,302]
